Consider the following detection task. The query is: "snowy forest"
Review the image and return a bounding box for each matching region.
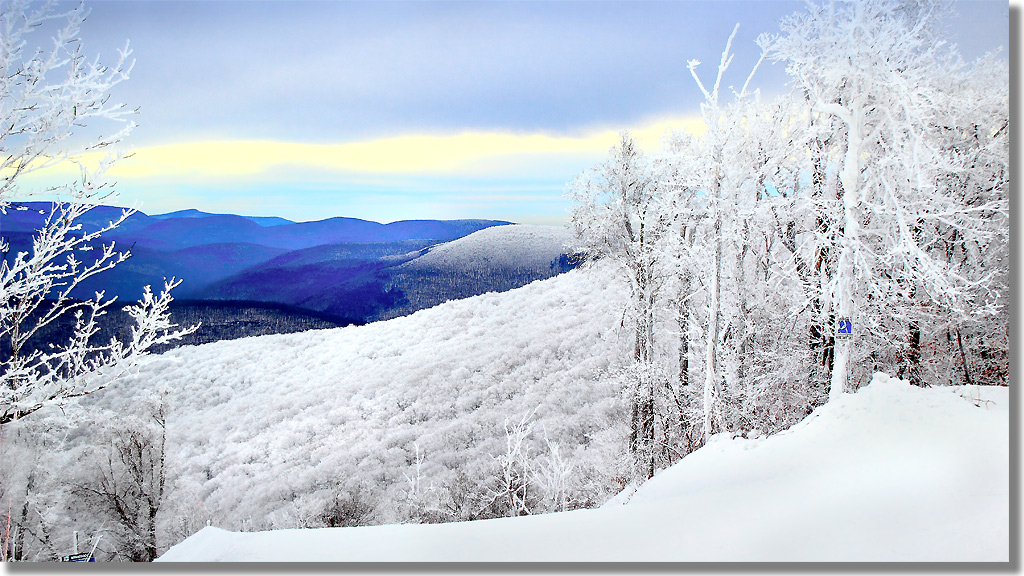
[567,0,1009,482]
[0,0,1010,563]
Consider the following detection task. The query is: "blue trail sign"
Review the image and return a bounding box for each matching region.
[836,317,852,339]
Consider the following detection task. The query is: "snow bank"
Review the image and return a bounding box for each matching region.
[158,375,1009,562]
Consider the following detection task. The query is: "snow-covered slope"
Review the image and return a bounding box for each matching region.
[84,263,631,534]
[158,376,1009,562]
[403,224,578,272]
[372,224,581,321]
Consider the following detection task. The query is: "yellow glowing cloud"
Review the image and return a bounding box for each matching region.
[19,115,707,185]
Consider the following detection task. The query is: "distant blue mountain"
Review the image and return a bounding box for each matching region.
[2,202,156,236]
[81,242,291,300]
[199,240,431,317]
[2,203,513,308]
[109,214,271,251]
[149,208,211,219]
[4,204,509,250]
[247,216,294,227]
[151,208,294,227]
[104,213,510,251]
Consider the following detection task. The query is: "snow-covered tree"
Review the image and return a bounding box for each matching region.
[568,132,672,480]
[769,0,1007,398]
[566,1,1006,497]
[532,432,574,513]
[75,396,168,561]
[492,411,535,517]
[922,53,1008,387]
[0,0,195,425]
[678,24,780,441]
[656,158,706,453]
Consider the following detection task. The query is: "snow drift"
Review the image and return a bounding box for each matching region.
[158,375,1008,562]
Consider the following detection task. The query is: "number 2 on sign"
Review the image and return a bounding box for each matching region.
[837,318,852,336]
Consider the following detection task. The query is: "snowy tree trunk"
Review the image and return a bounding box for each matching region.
[677,302,689,390]
[905,321,922,387]
[145,401,167,561]
[630,264,657,480]
[828,98,864,402]
[734,219,751,385]
[704,180,723,439]
[13,473,34,561]
[809,130,836,381]
[955,328,974,387]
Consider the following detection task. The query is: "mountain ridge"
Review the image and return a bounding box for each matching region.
[3,203,578,344]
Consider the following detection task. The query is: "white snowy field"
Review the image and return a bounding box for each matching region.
[158,375,1009,562]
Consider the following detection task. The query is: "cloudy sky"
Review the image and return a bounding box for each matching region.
[27,0,1011,224]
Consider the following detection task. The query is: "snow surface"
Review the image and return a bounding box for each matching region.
[158,375,1009,562]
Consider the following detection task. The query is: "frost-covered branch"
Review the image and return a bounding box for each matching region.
[0,0,197,426]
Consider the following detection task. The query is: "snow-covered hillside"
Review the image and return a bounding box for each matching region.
[158,375,1009,562]
[373,224,582,321]
[79,263,631,536]
[403,224,579,272]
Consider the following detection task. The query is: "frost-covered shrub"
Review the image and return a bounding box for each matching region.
[319,484,378,528]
